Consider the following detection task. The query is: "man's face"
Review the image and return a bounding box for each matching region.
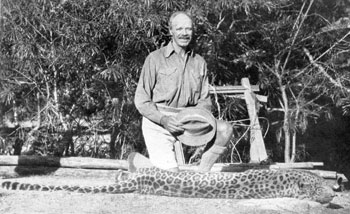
[170,14,193,49]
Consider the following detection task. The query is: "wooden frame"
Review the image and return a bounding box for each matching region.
[174,78,268,165]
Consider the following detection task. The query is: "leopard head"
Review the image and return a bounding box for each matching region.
[296,171,338,204]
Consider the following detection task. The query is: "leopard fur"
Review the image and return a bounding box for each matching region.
[1,167,335,203]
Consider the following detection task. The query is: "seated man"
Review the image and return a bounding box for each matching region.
[134,11,233,172]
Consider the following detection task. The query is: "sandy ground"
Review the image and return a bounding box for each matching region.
[1,176,350,214]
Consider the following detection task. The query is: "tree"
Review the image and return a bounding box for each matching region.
[1,0,349,165]
[228,0,350,162]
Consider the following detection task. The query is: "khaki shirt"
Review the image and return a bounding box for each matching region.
[134,42,212,124]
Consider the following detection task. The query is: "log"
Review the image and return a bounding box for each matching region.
[0,154,347,182]
[209,85,259,94]
[305,162,324,167]
[180,162,320,172]
[181,164,347,182]
[0,156,323,171]
[205,162,318,172]
[0,156,324,171]
[1,165,347,183]
[0,165,121,179]
[180,163,269,172]
[309,170,348,182]
[271,162,316,169]
[0,155,128,170]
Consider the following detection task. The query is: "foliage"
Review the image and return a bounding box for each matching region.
[0,0,350,165]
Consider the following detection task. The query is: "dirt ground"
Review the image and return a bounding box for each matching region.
[1,176,350,214]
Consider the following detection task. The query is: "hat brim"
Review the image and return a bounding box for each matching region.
[175,108,216,146]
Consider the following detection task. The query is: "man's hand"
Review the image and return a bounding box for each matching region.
[160,115,184,135]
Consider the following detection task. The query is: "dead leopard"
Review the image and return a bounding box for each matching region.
[1,167,337,204]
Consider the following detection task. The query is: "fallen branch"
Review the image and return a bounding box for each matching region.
[309,170,348,182]
[0,165,120,179]
[180,162,322,172]
[0,155,128,170]
[1,155,346,182]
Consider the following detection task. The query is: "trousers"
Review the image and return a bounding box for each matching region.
[141,105,184,169]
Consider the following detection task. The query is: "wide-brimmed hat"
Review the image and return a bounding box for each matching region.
[175,107,216,146]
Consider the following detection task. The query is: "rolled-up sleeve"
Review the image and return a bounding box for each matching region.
[196,62,212,112]
[134,54,164,124]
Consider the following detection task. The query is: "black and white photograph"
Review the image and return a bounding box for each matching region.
[1,0,350,213]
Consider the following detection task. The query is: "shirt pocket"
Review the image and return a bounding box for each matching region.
[158,68,179,89]
[188,70,203,104]
[189,70,202,91]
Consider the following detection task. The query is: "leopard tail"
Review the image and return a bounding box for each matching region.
[1,181,136,194]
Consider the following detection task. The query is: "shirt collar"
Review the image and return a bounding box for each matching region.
[164,41,194,58]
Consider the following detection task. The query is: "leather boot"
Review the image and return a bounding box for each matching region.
[127,152,154,172]
[198,144,227,172]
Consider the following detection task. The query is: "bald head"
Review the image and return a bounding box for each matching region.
[168,11,194,50]
[168,11,193,30]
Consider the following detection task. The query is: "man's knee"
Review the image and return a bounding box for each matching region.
[215,120,233,146]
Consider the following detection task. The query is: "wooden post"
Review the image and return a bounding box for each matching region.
[241,78,268,163]
[174,141,185,165]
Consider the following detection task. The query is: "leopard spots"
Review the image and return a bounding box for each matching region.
[1,167,335,203]
[166,176,174,184]
[199,180,208,188]
[174,178,182,184]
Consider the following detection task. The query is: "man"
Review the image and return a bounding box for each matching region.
[134,11,233,172]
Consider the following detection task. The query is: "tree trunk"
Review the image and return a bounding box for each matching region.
[290,93,300,163]
[109,98,122,159]
[53,64,73,156]
[21,93,42,154]
[12,100,18,126]
[0,0,2,39]
[291,131,297,162]
[110,127,118,159]
[280,85,291,163]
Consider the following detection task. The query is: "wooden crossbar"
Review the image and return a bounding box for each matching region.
[209,85,259,94]
[174,78,267,166]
